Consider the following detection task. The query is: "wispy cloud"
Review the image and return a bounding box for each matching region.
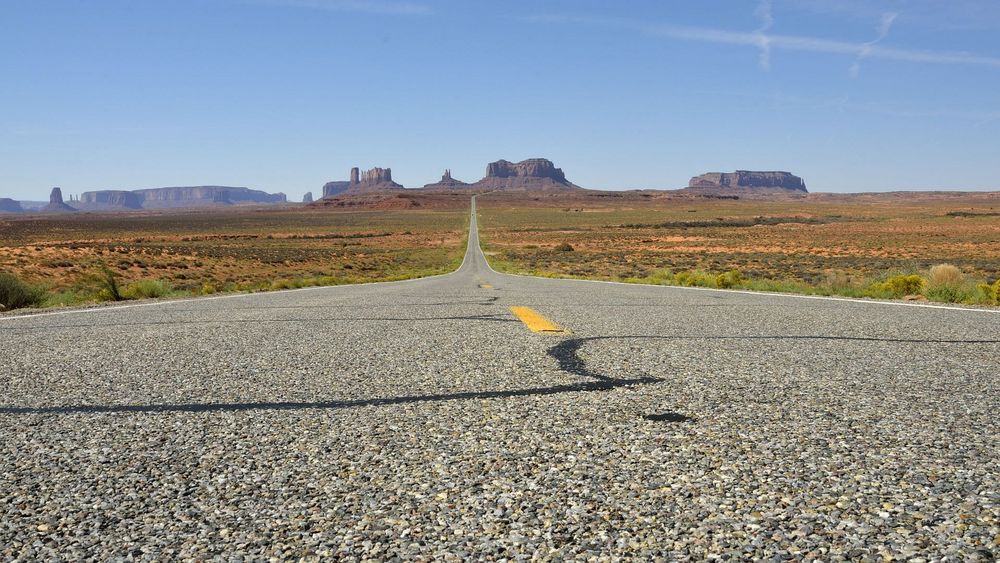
[849,12,897,78]
[247,0,430,16]
[753,0,774,70]
[527,13,1000,70]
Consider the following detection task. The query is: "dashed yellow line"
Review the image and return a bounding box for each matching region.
[479,283,493,289]
[510,306,567,334]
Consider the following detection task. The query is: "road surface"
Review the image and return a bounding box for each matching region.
[2,197,998,560]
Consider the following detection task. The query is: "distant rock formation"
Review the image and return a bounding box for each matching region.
[0,198,24,213]
[302,191,313,203]
[321,166,404,198]
[78,190,143,209]
[75,186,286,210]
[474,158,581,191]
[688,171,807,192]
[42,187,77,213]
[421,169,471,190]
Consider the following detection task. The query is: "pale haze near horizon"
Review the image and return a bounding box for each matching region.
[2,0,999,201]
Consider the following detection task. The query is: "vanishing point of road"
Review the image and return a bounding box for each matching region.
[2,197,998,560]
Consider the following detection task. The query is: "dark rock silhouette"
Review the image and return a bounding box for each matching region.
[688,171,807,192]
[475,158,581,191]
[0,198,24,213]
[42,187,77,213]
[302,192,313,203]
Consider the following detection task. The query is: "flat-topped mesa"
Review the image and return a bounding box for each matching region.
[688,171,807,192]
[75,186,285,210]
[42,187,77,212]
[321,166,404,197]
[302,191,314,204]
[0,198,24,213]
[80,190,143,209]
[475,158,581,191]
[421,168,471,190]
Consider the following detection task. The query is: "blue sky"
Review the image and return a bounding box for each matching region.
[2,0,999,200]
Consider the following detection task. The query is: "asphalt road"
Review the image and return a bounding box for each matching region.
[2,197,998,560]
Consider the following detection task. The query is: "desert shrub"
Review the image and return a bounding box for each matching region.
[0,271,45,310]
[554,243,575,252]
[715,269,745,289]
[201,283,218,295]
[97,264,125,301]
[928,264,963,287]
[976,280,1000,304]
[874,274,925,298]
[673,270,716,287]
[123,279,171,299]
[924,284,970,303]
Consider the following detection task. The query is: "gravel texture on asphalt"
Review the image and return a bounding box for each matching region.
[1,198,998,560]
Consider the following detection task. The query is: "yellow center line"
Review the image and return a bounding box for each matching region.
[479,283,493,289]
[510,306,567,334]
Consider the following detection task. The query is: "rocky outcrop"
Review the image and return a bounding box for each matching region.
[0,198,24,213]
[421,169,471,190]
[42,187,77,213]
[75,186,286,210]
[475,158,581,191]
[688,171,807,192]
[302,191,313,203]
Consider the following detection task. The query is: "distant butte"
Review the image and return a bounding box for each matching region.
[687,171,807,193]
[321,166,404,198]
[473,158,582,191]
[41,187,77,213]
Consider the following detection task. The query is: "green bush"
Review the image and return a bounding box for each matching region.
[123,279,171,299]
[924,284,969,303]
[874,274,925,298]
[715,269,745,289]
[976,280,1000,304]
[554,243,575,252]
[0,271,45,310]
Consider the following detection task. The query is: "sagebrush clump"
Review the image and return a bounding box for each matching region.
[0,271,44,310]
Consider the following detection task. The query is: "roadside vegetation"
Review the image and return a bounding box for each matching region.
[0,208,467,312]
[488,256,999,306]
[477,193,999,307]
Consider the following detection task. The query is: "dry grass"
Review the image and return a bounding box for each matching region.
[0,206,468,308]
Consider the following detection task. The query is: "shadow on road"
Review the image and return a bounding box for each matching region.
[5,333,990,416]
[0,336,661,415]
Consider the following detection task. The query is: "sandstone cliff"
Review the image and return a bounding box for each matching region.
[688,171,807,192]
[302,191,314,203]
[474,158,581,191]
